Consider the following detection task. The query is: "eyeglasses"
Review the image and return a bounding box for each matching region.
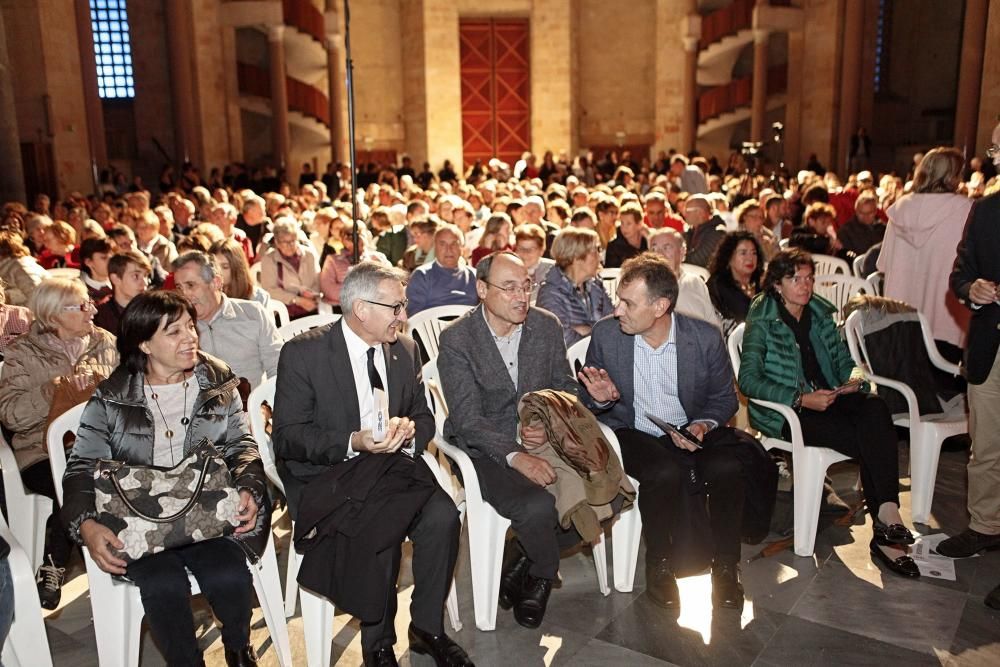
[483,280,536,297]
[363,298,408,316]
[62,300,97,313]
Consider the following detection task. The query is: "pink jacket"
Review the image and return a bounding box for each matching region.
[878,193,972,347]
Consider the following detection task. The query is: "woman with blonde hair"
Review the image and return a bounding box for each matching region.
[734,198,778,261]
[38,220,78,269]
[536,227,613,345]
[878,147,972,358]
[210,238,271,308]
[0,230,47,305]
[0,278,118,609]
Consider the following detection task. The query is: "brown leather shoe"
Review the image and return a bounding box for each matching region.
[936,528,1000,558]
[645,558,680,610]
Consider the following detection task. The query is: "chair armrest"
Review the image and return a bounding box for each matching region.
[861,372,922,425]
[748,397,807,454]
[918,313,962,376]
[433,435,487,510]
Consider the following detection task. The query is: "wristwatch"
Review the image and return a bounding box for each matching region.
[791,392,802,412]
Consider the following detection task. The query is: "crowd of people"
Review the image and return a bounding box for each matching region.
[0,124,999,666]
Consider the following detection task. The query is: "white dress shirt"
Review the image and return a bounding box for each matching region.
[342,321,388,457]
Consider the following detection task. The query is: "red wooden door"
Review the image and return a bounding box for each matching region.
[460,20,530,169]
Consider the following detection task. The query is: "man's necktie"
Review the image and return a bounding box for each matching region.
[366,347,384,391]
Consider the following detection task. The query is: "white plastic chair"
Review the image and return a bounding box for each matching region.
[728,323,852,557]
[250,262,263,285]
[0,432,51,571]
[46,267,81,280]
[47,403,293,667]
[599,268,621,301]
[406,305,472,362]
[813,274,875,324]
[679,263,710,283]
[866,271,884,296]
[248,377,461,667]
[424,359,611,632]
[0,513,53,667]
[852,254,866,278]
[843,310,968,524]
[566,336,591,375]
[317,301,335,315]
[812,254,850,276]
[267,300,290,329]
[276,312,340,341]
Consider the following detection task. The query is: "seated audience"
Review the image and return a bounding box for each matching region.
[135,209,178,269]
[260,218,322,319]
[173,251,282,389]
[373,205,409,267]
[406,224,478,316]
[513,223,555,304]
[682,194,727,268]
[94,250,151,336]
[706,231,764,333]
[643,191,684,233]
[0,281,31,357]
[401,218,438,272]
[63,291,269,666]
[37,220,78,270]
[837,191,885,259]
[536,227,613,345]
[471,213,513,267]
[210,238,271,308]
[209,201,254,264]
[734,199,779,261]
[320,221,390,309]
[604,202,648,269]
[648,228,720,328]
[739,249,920,578]
[0,230,46,306]
[107,224,167,287]
[789,202,842,256]
[78,237,114,304]
[0,278,118,609]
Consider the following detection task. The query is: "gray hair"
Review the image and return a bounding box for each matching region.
[173,250,219,283]
[341,261,408,315]
[271,217,300,240]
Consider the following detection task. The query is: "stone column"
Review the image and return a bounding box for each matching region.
[681,35,699,152]
[268,25,290,171]
[165,0,198,165]
[326,33,344,166]
[0,5,25,203]
[74,0,107,179]
[751,29,769,143]
[836,0,864,174]
[954,0,988,158]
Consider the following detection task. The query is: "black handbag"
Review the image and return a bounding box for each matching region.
[93,438,242,563]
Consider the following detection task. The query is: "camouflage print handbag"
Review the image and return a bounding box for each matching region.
[93,438,242,564]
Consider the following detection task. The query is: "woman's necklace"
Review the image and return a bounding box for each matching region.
[739,280,757,298]
[146,371,192,466]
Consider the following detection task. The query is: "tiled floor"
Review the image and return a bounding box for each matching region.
[39,443,1000,666]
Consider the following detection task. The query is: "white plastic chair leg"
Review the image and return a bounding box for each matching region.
[445,578,462,632]
[251,539,293,667]
[909,423,963,524]
[1,536,53,667]
[592,533,611,596]
[283,546,302,618]
[301,588,335,667]
[611,500,642,593]
[466,505,510,631]
[792,453,830,557]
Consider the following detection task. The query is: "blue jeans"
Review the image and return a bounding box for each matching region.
[0,557,13,654]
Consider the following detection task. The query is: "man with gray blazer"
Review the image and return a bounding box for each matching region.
[438,252,617,629]
[582,253,748,611]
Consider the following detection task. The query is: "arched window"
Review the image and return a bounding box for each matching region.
[89,0,135,99]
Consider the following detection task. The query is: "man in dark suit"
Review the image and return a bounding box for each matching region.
[581,252,748,610]
[438,252,615,628]
[272,262,472,667]
[941,169,1000,611]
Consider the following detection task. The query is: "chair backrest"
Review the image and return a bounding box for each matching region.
[277,312,340,341]
[812,254,850,276]
[865,271,884,296]
[599,268,621,301]
[422,359,449,431]
[566,336,591,375]
[47,267,81,280]
[407,304,472,362]
[778,238,789,249]
[0,431,30,510]
[250,262,263,285]
[267,300,290,328]
[680,263,710,282]
[247,375,284,493]
[813,274,875,324]
[852,253,866,277]
[45,402,88,506]
[727,322,746,377]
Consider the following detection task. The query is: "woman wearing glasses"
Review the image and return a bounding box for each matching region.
[738,249,919,578]
[536,227,613,345]
[259,218,321,320]
[0,278,118,609]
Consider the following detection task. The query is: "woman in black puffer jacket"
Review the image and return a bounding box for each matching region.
[62,291,270,667]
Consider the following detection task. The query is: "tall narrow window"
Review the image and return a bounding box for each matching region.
[90,0,135,99]
[873,0,891,94]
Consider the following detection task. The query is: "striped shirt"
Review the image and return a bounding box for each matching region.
[633,321,689,437]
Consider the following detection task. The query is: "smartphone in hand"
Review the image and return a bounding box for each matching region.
[646,413,703,449]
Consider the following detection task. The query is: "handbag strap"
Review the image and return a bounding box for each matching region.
[106,452,215,523]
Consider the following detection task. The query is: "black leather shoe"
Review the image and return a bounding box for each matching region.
[869,540,920,578]
[513,574,553,629]
[873,520,916,546]
[985,583,1000,610]
[711,562,745,609]
[363,646,399,667]
[645,558,680,610]
[224,644,258,667]
[936,528,1000,558]
[408,623,475,666]
[499,552,530,610]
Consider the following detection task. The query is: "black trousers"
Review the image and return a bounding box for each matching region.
[470,457,581,581]
[786,392,900,518]
[615,427,745,565]
[126,538,251,666]
[20,461,73,569]
[361,486,460,653]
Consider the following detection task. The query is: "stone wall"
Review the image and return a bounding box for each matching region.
[977,0,1000,152]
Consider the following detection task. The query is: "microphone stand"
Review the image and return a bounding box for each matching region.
[344,0,360,264]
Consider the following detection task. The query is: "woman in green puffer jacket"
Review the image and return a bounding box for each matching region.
[738,249,919,579]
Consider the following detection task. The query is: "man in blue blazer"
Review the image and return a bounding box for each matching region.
[581,252,748,610]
